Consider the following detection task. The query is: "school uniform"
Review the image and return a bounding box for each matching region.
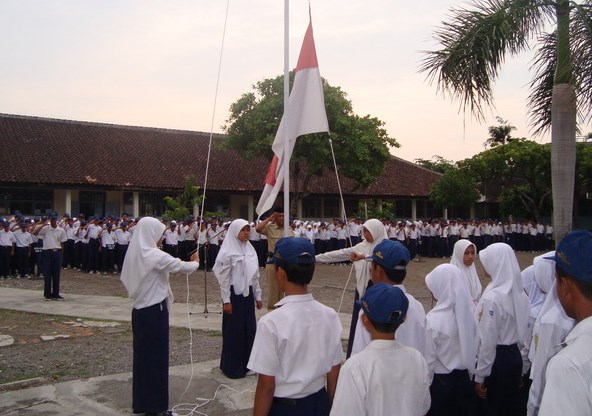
[538,316,592,416]
[351,284,426,357]
[450,240,482,304]
[120,217,199,415]
[205,226,221,270]
[526,254,574,416]
[259,222,294,308]
[13,228,32,278]
[213,219,261,379]
[475,243,530,416]
[163,228,179,258]
[38,224,67,299]
[86,223,101,273]
[247,293,343,416]
[330,340,430,416]
[425,264,478,416]
[0,229,16,278]
[62,224,76,268]
[100,230,116,274]
[114,228,130,272]
[316,218,387,358]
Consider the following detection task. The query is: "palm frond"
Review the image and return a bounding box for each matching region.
[420,0,548,119]
[571,2,592,126]
[527,31,555,136]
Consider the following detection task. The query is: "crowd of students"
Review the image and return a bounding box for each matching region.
[2,210,588,416]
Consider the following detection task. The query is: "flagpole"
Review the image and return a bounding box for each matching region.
[282,0,290,235]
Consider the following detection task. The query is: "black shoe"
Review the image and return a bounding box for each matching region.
[52,296,65,301]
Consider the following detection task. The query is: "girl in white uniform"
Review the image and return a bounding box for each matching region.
[474,243,530,416]
[120,217,199,415]
[450,239,482,305]
[213,219,262,379]
[425,264,478,416]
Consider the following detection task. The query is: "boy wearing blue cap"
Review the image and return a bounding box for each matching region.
[351,239,427,357]
[330,283,430,415]
[538,230,592,416]
[248,237,343,416]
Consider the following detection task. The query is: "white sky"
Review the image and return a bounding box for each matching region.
[0,0,569,163]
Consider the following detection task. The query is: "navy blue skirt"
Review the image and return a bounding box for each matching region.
[132,299,169,414]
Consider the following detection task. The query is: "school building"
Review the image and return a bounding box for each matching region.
[0,113,444,221]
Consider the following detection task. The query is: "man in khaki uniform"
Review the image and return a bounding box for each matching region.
[256,207,294,309]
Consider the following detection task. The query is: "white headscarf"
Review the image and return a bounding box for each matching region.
[478,242,531,342]
[426,264,478,372]
[532,254,575,343]
[120,217,173,300]
[212,219,259,297]
[450,239,482,303]
[522,265,546,320]
[352,218,388,296]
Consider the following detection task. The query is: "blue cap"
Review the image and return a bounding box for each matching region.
[2,221,9,228]
[267,237,315,265]
[545,230,592,283]
[356,283,408,325]
[49,213,58,220]
[366,240,410,271]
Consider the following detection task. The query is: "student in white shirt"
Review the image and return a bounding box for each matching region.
[526,252,574,416]
[248,237,342,416]
[474,243,530,416]
[213,219,262,379]
[13,222,32,278]
[0,221,16,278]
[120,217,199,416]
[450,239,482,305]
[539,230,592,416]
[315,218,388,358]
[330,283,430,416]
[351,239,426,357]
[425,264,478,416]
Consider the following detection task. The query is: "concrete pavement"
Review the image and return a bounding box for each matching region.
[0,287,352,415]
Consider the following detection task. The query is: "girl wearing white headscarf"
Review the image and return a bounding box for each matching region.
[527,252,575,416]
[120,217,199,415]
[474,243,530,415]
[213,219,262,379]
[425,264,478,416]
[450,239,482,304]
[316,218,388,357]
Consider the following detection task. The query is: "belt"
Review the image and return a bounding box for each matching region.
[272,397,297,407]
[47,248,62,252]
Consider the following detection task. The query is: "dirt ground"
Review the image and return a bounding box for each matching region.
[0,250,539,391]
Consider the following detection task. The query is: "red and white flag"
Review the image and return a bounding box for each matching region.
[255,18,329,217]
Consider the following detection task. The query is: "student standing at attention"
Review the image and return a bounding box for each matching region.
[213,219,262,379]
[538,230,592,416]
[330,282,430,416]
[474,243,530,416]
[248,237,342,416]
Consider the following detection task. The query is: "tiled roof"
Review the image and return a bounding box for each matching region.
[0,113,441,197]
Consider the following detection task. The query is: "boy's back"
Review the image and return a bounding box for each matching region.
[248,293,343,398]
[330,339,430,416]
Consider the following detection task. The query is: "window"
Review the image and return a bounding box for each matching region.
[79,191,106,218]
[0,188,53,216]
[139,192,169,217]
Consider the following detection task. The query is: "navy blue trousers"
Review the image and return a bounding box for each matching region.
[43,249,62,298]
[479,343,523,416]
[132,300,169,414]
[220,286,256,379]
[270,388,329,416]
[428,369,475,416]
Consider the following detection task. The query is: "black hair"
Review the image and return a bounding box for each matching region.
[276,262,315,286]
[366,315,403,334]
[374,261,407,284]
[557,265,592,301]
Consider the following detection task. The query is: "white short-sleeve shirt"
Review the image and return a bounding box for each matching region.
[247,293,343,399]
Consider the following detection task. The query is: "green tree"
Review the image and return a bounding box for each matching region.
[421,0,592,241]
[485,116,524,148]
[459,140,553,220]
[222,73,399,210]
[163,176,203,221]
[429,168,480,210]
[414,155,455,174]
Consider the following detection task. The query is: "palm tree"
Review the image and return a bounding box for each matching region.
[421,0,592,241]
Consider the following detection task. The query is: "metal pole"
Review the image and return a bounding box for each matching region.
[283,0,290,235]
